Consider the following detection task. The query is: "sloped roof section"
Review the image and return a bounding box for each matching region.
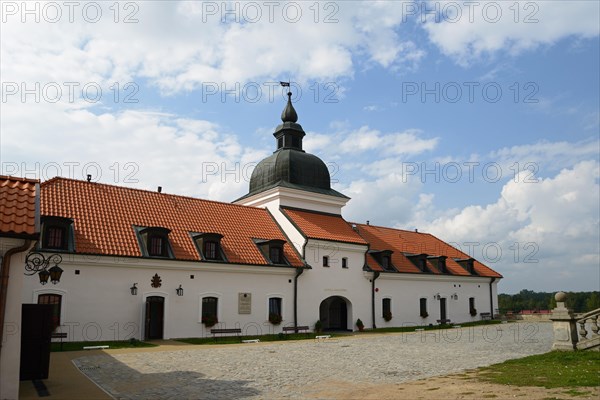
[0,175,39,238]
[355,223,502,278]
[40,177,304,267]
[282,208,367,245]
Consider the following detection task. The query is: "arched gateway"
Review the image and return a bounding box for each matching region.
[319,296,352,331]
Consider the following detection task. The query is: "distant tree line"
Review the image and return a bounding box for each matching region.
[498,290,600,314]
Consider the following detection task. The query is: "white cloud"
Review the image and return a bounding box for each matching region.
[1,1,423,96]
[422,1,600,65]
[304,125,438,157]
[409,160,600,292]
[0,102,264,202]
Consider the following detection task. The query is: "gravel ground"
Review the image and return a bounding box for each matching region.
[73,322,554,400]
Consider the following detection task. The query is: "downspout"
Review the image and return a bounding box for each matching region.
[371,271,380,329]
[0,239,32,357]
[293,267,304,332]
[489,277,496,318]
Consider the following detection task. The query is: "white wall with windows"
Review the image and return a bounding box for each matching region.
[374,275,498,328]
[21,255,298,341]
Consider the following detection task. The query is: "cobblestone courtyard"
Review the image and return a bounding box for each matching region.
[73,322,553,399]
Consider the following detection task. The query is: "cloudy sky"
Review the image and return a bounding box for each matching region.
[1,1,598,294]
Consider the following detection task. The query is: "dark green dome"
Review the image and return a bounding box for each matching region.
[237,91,348,201]
[249,149,331,193]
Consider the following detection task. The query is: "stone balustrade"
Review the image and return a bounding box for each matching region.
[550,291,600,351]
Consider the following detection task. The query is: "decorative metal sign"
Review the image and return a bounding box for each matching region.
[238,292,251,314]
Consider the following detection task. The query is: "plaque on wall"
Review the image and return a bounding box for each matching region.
[238,293,252,314]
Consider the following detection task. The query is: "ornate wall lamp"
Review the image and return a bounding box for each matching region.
[24,252,63,285]
[176,285,184,296]
[130,283,138,295]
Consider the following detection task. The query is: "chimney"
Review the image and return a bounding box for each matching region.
[86,174,92,182]
[158,186,162,193]
[415,228,418,233]
[366,220,370,225]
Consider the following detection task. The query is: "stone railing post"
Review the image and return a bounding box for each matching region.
[550,291,578,351]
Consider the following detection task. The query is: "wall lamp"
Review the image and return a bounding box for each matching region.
[434,293,441,300]
[130,283,138,295]
[451,293,458,300]
[24,252,63,285]
[176,285,184,296]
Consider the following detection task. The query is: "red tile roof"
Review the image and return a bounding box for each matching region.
[355,223,502,278]
[0,175,39,238]
[282,208,368,245]
[40,178,304,267]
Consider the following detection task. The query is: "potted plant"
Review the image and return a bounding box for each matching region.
[420,311,429,318]
[356,318,364,331]
[314,320,323,333]
[202,315,218,328]
[383,311,392,322]
[269,312,282,325]
[470,308,477,317]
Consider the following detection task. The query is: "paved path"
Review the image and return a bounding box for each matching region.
[73,322,553,400]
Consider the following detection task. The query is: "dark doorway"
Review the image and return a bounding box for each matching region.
[440,298,447,321]
[145,296,164,340]
[319,296,349,331]
[20,304,53,380]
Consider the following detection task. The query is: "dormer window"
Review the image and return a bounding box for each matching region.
[135,226,174,259]
[427,255,448,273]
[255,239,289,265]
[406,254,431,273]
[270,246,282,264]
[370,250,395,272]
[40,217,74,252]
[456,258,477,275]
[191,233,226,262]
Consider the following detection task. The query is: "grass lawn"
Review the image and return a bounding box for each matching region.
[360,319,503,334]
[51,339,157,352]
[176,332,337,345]
[478,351,600,388]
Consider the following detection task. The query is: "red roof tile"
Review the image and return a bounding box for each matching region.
[0,175,39,237]
[355,223,502,278]
[40,178,303,267]
[282,208,368,245]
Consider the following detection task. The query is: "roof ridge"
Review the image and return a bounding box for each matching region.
[0,175,40,184]
[352,221,434,236]
[41,176,268,213]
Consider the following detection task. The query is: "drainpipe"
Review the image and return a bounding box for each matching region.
[489,277,496,318]
[0,240,32,358]
[371,271,380,329]
[293,267,305,332]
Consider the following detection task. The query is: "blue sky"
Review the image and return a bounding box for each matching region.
[1,1,599,294]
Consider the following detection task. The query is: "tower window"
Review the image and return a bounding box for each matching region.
[342,257,348,269]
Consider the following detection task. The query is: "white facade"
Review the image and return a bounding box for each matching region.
[1,238,34,400]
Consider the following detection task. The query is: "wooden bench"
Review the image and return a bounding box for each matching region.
[480,312,492,320]
[436,319,451,325]
[51,332,68,351]
[282,325,310,336]
[210,328,242,341]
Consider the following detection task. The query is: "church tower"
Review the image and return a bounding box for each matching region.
[234,91,349,215]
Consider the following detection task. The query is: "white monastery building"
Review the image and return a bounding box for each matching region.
[5,95,502,356]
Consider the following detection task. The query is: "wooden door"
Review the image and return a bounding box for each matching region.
[20,304,53,380]
[145,296,164,340]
